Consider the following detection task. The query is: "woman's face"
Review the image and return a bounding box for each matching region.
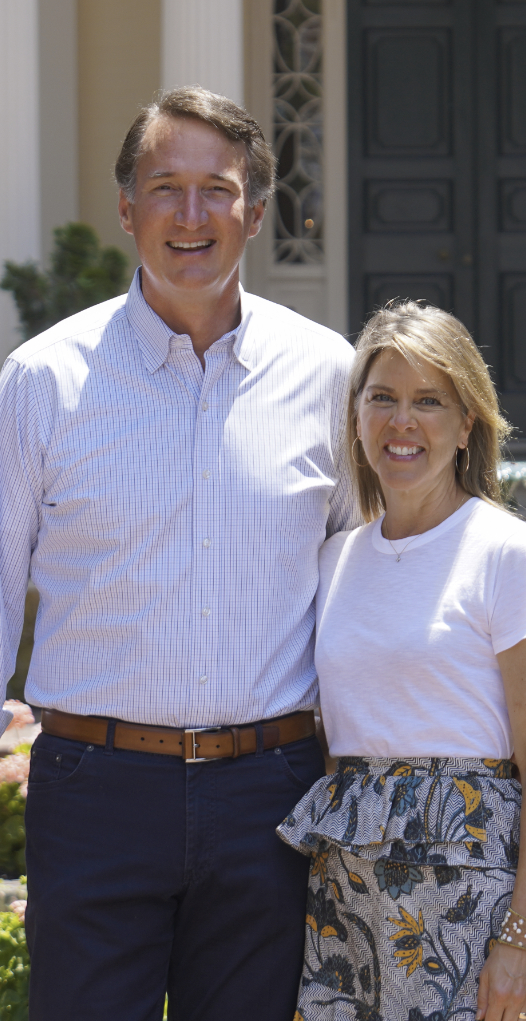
[356,348,474,499]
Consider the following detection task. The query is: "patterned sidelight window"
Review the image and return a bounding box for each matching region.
[273,0,324,263]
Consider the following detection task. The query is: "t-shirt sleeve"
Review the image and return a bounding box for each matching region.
[490,522,526,655]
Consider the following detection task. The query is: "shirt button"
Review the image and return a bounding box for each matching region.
[203,538,212,548]
[202,607,211,617]
[202,401,209,411]
[202,469,211,479]
[199,674,208,684]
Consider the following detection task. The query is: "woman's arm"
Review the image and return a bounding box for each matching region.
[477,638,526,1021]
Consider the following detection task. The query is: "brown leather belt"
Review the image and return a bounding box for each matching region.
[41,708,316,762]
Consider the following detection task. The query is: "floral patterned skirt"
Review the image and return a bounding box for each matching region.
[277,757,521,1021]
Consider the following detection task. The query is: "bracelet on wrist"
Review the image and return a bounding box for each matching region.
[498,908,526,950]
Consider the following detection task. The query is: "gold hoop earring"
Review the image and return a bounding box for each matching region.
[352,437,368,468]
[456,446,470,474]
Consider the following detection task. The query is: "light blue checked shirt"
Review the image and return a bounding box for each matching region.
[0,269,358,730]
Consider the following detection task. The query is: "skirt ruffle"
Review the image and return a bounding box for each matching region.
[277,756,520,869]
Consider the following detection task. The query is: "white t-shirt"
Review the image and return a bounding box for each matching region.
[316,498,526,759]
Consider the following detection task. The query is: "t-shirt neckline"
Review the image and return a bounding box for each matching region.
[372,497,479,556]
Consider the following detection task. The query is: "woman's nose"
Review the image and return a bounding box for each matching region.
[389,404,417,430]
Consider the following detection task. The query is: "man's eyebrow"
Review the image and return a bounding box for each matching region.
[147,171,235,183]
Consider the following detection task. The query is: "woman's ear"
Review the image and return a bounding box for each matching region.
[458,409,476,449]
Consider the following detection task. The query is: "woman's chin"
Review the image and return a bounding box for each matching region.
[375,466,426,493]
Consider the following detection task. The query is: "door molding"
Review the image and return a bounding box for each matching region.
[244,0,348,335]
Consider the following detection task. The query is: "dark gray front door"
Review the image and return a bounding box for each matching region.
[347,0,526,441]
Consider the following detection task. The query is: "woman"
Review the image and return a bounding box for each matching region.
[278,301,526,1021]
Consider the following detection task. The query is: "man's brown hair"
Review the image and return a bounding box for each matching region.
[115,86,276,207]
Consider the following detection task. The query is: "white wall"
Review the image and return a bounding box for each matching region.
[161,0,244,105]
[0,0,41,361]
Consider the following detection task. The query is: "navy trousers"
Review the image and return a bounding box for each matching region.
[24,727,325,1021]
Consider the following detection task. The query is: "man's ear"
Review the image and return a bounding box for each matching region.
[118,189,134,236]
[247,200,265,239]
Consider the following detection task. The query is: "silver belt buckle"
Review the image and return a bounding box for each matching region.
[184,727,221,763]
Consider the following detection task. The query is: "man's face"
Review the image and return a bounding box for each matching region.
[118,115,264,303]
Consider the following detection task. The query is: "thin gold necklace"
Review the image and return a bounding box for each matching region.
[383,495,468,562]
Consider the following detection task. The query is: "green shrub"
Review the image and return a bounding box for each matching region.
[0,913,29,1021]
[1,222,128,344]
[0,749,30,881]
[0,789,26,881]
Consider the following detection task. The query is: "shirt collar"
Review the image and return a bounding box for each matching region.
[125,267,254,373]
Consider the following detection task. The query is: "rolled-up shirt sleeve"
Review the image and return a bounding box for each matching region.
[0,357,42,729]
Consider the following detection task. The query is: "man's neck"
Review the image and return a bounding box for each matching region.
[140,270,242,367]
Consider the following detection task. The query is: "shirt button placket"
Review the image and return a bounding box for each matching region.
[195,376,216,697]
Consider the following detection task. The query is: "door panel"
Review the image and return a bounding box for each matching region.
[348,0,526,440]
[367,273,453,310]
[500,29,526,153]
[366,30,452,155]
[365,180,453,232]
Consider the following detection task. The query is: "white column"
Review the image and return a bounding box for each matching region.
[161,0,244,107]
[0,0,41,362]
[39,0,78,265]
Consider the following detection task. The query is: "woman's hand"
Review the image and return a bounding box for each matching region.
[477,942,526,1020]
[479,641,526,1020]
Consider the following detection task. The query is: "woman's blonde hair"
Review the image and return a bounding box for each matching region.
[348,300,511,522]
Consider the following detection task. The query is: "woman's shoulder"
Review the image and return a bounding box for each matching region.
[319,522,374,579]
[466,498,526,550]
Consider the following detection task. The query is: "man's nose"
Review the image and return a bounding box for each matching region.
[174,189,208,230]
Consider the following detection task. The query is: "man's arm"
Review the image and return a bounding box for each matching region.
[326,355,362,536]
[0,357,42,730]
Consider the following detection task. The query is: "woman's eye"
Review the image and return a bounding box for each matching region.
[371,393,394,402]
[418,397,440,406]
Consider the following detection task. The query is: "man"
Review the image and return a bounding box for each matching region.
[0,87,357,1021]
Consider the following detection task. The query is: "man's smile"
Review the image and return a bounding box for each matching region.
[166,239,215,250]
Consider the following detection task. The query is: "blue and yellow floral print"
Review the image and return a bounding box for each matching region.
[279,756,520,869]
[278,757,520,1021]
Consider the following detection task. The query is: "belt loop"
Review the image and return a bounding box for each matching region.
[255,722,264,757]
[104,719,117,756]
[230,727,241,759]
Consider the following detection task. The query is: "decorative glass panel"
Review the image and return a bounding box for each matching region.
[273,0,324,263]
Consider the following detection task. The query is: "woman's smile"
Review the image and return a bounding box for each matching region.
[384,443,425,460]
